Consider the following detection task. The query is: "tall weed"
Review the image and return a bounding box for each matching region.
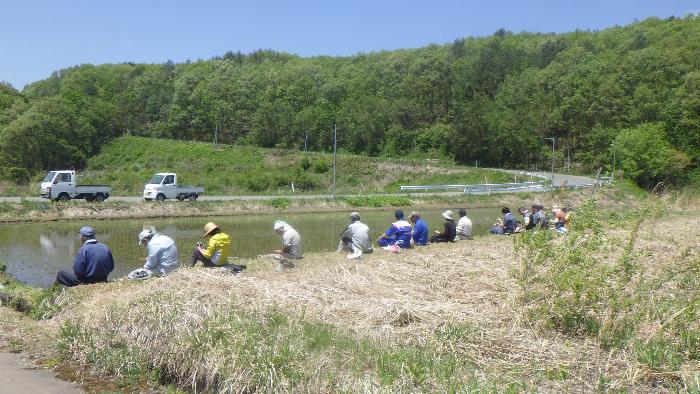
[515,196,698,383]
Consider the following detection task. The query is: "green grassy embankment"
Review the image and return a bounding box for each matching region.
[77,136,514,195]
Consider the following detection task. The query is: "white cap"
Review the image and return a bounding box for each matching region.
[138,229,154,244]
[273,220,286,231]
[442,210,453,220]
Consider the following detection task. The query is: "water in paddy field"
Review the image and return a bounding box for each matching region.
[0,207,501,288]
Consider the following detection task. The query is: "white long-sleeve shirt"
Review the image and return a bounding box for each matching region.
[455,216,473,240]
[143,234,179,276]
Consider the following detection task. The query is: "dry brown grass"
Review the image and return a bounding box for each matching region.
[2,197,687,391]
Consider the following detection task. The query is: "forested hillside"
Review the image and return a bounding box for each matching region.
[1,16,699,188]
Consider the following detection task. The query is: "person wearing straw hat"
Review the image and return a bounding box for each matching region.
[273,220,303,268]
[337,212,373,260]
[430,210,456,243]
[190,222,231,267]
[56,226,114,287]
[127,229,179,279]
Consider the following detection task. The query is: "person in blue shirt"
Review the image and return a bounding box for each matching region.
[56,226,115,287]
[409,211,429,246]
[377,209,413,248]
[490,207,518,235]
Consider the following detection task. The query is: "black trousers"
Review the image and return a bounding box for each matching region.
[56,270,107,287]
[190,248,246,272]
[430,235,454,243]
[190,248,215,267]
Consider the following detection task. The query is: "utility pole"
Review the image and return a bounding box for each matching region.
[545,137,555,188]
[611,142,616,183]
[304,131,309,152]
[332,124,337,199]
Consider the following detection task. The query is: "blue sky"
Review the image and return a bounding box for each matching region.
[2,0,698,89]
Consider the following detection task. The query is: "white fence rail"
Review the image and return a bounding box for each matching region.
[399,175,611,195]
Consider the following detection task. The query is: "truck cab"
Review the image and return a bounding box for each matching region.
[143,173,204,201]
[41,171,75,199]
[40,170,111,201]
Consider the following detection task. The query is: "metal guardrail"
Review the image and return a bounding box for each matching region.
[400,175,612,195]
[400,182,546,193]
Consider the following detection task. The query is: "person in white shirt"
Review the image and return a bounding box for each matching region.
[128,229,179,279]
[338,212,373,260]
[273,220,303,268]
[455,209,473,240]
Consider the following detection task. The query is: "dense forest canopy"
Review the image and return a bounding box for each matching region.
[1,15,699,188]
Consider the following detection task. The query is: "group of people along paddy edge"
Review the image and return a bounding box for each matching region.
[54,205,569,287]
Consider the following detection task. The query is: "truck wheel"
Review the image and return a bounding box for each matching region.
[94,193,106,202]
[57,193,70,202]
[188,193,198,201]
[156,194,166,202]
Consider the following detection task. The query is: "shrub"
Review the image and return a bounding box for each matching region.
[312,159,330,174]
[515,196,700,382]
[344,196,410,207]
[4,167,31,183]
[268,198,291,209]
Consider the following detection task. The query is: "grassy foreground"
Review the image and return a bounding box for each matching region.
[0,189,697,392]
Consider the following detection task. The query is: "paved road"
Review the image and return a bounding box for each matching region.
[495,169,598,187]
[0,192,468,203]
[0,352,81,393]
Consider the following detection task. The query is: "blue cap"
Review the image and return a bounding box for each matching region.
[79,226,96,238]
[394,209,404,220]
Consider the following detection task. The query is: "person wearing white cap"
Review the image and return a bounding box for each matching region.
[337,212,373,260]
[55,226,114,287]
[273,220,303,267]
[430,210,456,243]
[127,229,179,279]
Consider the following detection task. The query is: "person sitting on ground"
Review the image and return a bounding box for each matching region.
[517,207,533,231]
[338,212,373,260]
[553,205,572,233]
[431,210,457,243]
[409,211,429,246]
[190,222,231,267]
[56,226,114,287]
[273,220,303,267]
[530,204,549,230]
[378,209,413,248]
[127,229,179,279]
[490,207,517,235]
[455,208,473,240]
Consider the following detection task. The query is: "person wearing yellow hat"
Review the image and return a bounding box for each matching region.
[190,222,231,267]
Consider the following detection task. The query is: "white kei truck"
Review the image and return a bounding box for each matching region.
[40,170,111,202]
[143,173,205,201]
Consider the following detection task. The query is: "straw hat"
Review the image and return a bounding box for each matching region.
[203,222,220,236]
[442,210,453,220]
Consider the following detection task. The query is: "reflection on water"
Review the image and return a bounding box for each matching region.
[0,208,500,288]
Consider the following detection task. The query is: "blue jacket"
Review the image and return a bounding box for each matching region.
[412,219,429,245]
[73,239,114,283]
[384,220,413,248]
[503,213,517,234]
